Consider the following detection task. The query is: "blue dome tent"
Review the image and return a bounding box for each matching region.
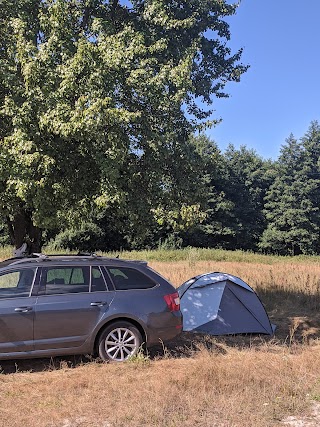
[178,272,275,335]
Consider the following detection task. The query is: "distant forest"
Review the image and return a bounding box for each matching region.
[1,120,316,256]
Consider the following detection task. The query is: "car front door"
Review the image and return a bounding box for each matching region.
[34,265,115,351]
[0,267,37,354]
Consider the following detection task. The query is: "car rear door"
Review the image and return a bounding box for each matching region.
[34,265,115,351]
[0,267,38,354]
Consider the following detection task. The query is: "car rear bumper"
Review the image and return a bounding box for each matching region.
[146,311,183,346]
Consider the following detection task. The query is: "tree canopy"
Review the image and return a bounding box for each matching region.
[0,0,247,252]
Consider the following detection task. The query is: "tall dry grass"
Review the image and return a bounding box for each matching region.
[1,254,320,426]
[150,259,320,294]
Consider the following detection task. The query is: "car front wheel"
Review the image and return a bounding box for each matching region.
[98,321,143,362]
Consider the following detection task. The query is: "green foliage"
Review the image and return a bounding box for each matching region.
[221,145,275,250]
[182,134,233,247]
[260,123,320,255]
[184,136,275,250]
[0,0,247,250]
[157,233,183,250]
[51,223,104,252]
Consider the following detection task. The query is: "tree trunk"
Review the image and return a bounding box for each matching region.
[9,210,42,255]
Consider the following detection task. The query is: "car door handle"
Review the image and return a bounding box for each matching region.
[15,307,33,313]
[90,302,108,307]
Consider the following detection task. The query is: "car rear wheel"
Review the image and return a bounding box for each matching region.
[98,321,143,362]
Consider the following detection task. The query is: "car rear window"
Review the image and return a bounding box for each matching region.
[106,267,156,290]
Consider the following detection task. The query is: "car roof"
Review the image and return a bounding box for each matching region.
[0,253,148,269]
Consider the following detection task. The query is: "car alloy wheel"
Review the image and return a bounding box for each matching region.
[98,321,143,362]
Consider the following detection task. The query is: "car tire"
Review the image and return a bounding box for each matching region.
[97,321,143,362]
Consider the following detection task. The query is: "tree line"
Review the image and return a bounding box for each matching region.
[2,120,320,256]
[41,121,319,256]
[197,121,320,256]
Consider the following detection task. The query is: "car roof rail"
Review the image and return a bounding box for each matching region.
[9,253,49,266]
[77,252,101,258]
[32,253,49,261]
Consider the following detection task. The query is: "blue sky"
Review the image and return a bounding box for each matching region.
[207,0,320,160]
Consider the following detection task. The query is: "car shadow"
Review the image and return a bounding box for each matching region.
[1,287,320,373]
[0,354,96,375]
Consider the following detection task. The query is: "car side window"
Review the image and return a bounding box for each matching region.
[91,267,107,292]
[42,267,89,295]
[0,268,36,299]
[106,267,156,290]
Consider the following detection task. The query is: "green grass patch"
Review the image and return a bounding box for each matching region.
[104,247,320,264]
[98,248,320,264]
[1,245,320,264]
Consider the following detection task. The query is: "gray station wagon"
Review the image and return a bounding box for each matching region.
[0,253,182,362]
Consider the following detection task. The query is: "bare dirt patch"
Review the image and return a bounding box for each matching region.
[283,402,320,426]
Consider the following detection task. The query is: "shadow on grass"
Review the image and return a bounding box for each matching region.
[0,354,97,375]
[258,286,320,343]
[149,286,320,359]
[1,287,320,374]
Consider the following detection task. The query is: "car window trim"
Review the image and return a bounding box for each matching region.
[101,266,116,291]
[90,266,110,292]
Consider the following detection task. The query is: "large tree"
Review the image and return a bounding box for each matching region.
[0,0,247,253]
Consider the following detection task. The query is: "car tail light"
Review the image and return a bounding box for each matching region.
[164,292,180,312]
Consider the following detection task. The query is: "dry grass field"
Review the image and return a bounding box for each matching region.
[2,254,320,427]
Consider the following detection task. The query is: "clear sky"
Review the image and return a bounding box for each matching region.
[206,0,320,160]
